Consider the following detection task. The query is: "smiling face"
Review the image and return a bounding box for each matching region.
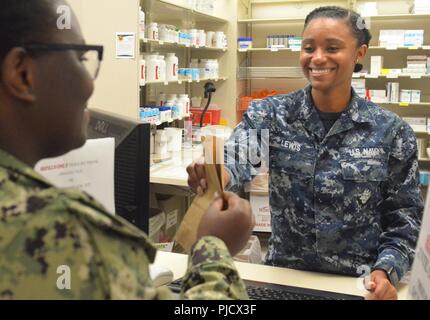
[300,17,367,94]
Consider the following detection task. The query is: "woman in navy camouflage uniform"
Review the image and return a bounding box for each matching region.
[188,6,423,300]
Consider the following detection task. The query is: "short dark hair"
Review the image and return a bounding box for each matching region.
[0,0,58,62]
[304,6,372,47]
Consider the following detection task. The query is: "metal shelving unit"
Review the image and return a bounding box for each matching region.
[140,0,229,129]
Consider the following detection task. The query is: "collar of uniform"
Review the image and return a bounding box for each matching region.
[0,148,54,188]
[345,89,376,125]
[294,85,375,124]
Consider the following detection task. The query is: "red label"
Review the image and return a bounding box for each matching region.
[155,66,159,80]
[173,64,177,76]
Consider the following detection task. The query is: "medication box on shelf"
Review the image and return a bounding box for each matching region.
[371,56,384,74]
[403,117,427,132]
[411,90,422,103]
[238,38,253,50]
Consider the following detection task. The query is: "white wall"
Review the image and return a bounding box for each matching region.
[69,0,140,119]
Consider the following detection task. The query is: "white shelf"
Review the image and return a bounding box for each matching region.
[369,45,430,50]
[379,102,430,107]
[142,38,227,51]
[238,17,305,23]
[238,66,303,79]
[367,13,430,20]
[143,77,228,86]
[238,47,301,52]
[238,13,430,24]
[142,114,192,127]
[239,46,430,53]
[353,74,430,79]
[146,0,228,24]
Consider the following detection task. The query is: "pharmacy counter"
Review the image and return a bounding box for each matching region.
[153,251,410,300]
[150,145,203,187]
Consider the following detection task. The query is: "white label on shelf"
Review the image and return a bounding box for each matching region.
[290,46,301,52]
[387,74,399,79]
[185,44,190,48]
[270,47,279,52]
[178,80,182,84]
[195,45,200,49]
[365,74,379,78]
[408,46,419,50]
[142,38,148,43]
[411,74,423,79]
[188,80,192,83]
[422,45,430,50]
[238,48,248,52]
[164,82,168,85]
[159,40,164,45]
[385,46,398,50]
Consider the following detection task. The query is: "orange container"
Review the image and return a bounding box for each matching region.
[240,96,253,111]
[191,107,222,126]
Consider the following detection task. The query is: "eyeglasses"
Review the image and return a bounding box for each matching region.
[22,44,104,80]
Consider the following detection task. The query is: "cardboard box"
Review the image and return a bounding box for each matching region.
[250,193,271,233]
[411,90,422,103]
[157,195,186,244]
[401,90,412,103]
[404,30,424,47]
[379,29,405,47]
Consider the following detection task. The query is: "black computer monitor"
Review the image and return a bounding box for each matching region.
[87,108,151,233]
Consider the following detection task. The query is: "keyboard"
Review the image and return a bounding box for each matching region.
[168,278,364,300]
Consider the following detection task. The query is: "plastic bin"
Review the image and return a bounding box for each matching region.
[191,107,221,126]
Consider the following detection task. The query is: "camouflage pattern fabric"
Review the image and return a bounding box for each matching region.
[224,85,423,286]
[0,149,247,299]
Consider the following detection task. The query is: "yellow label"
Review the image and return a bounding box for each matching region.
[399,102,409,107]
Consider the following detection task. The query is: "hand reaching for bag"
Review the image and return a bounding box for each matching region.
[197,192,255,256]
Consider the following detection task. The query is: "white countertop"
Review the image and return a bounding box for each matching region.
[150,145,204,186]
[154,251,410,300]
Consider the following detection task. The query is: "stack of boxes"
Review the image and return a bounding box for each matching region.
[400,89,422,103]
[386,82,400,103]
[379,29,424,47]
[404,55,428,75]
[369,90,387,103]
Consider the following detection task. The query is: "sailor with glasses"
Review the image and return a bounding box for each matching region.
[0,0,253,300]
